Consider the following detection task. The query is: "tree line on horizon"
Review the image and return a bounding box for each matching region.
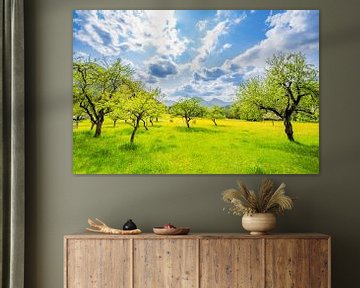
[73,52,319,143]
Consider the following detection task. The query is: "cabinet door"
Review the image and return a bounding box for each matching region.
[200,239,264,288]
[266,239,310,288]
[309,239,330,288]
[66,239,131,288]
[134,239,198,288]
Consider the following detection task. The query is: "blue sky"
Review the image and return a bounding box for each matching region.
[73,10,319,102]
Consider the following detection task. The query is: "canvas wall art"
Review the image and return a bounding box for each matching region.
[73,10,319,174]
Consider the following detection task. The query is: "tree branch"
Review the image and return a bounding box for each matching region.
[283,81,296,103]
[295,108,315,115]
[295,84,307,104]
[84,94,99,120]
[124,120,136,128]
[259,105,283,119]
[75,63,99,120]
[79,102,96,124]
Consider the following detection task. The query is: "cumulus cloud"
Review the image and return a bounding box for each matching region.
[193,67,226,81]
[196,20,208,31]
[223,10,319,77]
[73,10,318,103]
[147,57,178,78]
[223,43,232,50]
[219,43,232,53]
[124,60,160,85]
[220,72,243,85]
[216,10,247,24]
[234,13,247,24]
[172,84,199,97]
[192,11,247,68]
[171,72,239,102]
[136,71,159,84]
[215,10,231,20]
[192,20,229,68]
[74,10,189,58]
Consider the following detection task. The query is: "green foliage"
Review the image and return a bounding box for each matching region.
[223,104,241,119]
[170,98,205,128]
[206,105,225,126]
[117,82,163,142]
[233,52,319,141]
[73,102,86,119]
[108,107,128,127]
[73,103,87,128]
[265,52,319,117]
[73,58,165,141]
[234,78,268,121]
[147,100,167,124]
[292,91,319,122]
[73,58,133,137]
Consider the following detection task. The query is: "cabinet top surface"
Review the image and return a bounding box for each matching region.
[64,232,330,240]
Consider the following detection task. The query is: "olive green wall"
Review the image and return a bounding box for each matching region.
[24,0,360,287]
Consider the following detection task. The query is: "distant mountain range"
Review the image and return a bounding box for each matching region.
[164,98,232,107]
[201,98,233,107]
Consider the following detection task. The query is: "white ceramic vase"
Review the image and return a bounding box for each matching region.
[242,213,276,235]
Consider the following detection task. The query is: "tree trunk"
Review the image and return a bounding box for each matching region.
[185,117,190,128]
[94,113,104,138]
[212,118,217,126]
[94,120,103,137]
[75,121,79,129]
[90,122,95,130]
[113,120,117,128]
[130,118,140,143]
[149,118,154,126]
[283,118,294,141]
[142,119,148,130]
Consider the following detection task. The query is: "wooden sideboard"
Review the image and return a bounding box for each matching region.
[64,233,330,288]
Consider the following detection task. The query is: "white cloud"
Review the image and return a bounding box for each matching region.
[196,20,208,31]
[193,67,226,81]
[172,81,236,102]
[74,10,318,103]
[223,10,319,78]
[134,69,159,85]
[118,60,159,85]
[223,43,232,50]
[234,13,247,24]
[192,20,229,68]
[216,10,247,25]
[219,43,232,53]
[191,11,247,68]
[202,21,228,53]
[169,67,240,102]
[74,10,189,58]
[215,10,231,20]
[73,51,89,59]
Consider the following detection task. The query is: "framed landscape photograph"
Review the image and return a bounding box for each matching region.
[72,10,319,174]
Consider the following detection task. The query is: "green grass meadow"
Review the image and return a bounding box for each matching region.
[73,116,319,174]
